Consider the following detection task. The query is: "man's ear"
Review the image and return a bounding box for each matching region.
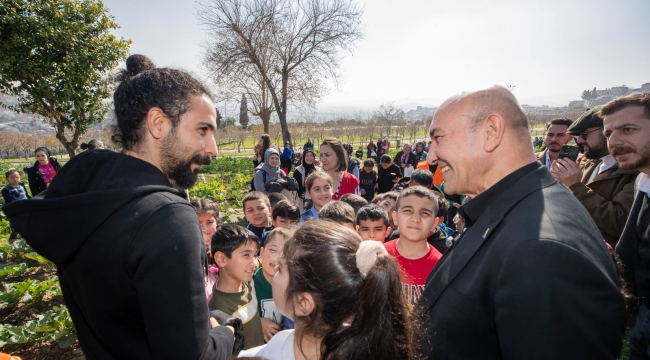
[146,107,169,140]
[259,247,265,256]
[482,113,506,153]
[214,251,228,268]
[391,211,398,226]
[385,226,392,237]
[294,292,315,317]
[355,225,360,233]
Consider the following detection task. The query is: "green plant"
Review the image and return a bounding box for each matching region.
[0,306,76,349]
[0,276,61,309]
[0,263,31,279]
[200,156,254,174]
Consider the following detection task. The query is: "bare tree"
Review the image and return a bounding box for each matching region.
[374,102,404,137]
[198,0,364,147]
[407,119,421,143]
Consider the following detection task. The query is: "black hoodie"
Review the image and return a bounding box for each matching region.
[4,150,233,360]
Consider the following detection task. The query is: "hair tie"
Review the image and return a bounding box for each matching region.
[355,241,387,279]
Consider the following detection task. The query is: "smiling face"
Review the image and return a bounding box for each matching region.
[392,194,438,242]
[217,241,258,283]
[260,235,288,281]
[304,152,315,165]
[198,213,218,247]
[604,105,650,173]
[307,177,333,211]
[244,199,271,227]
[427,102,483,197]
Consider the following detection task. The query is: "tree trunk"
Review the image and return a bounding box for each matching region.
[259,111,271,134]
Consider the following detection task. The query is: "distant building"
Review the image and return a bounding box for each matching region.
[571,82,649,108]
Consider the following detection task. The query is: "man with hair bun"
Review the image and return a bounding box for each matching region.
[419,85,625,359]
[4,55,235,359]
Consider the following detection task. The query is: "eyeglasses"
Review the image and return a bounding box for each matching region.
[580,127,603,140]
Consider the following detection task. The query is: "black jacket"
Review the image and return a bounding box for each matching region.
[616,180,647,298]
[23,157,62,196]
[377,163,401,194]
[4,151,234,360]
[393,151,417,168]
[418,163,625,360]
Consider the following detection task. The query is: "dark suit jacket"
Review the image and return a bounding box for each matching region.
[616,180,644,297]
[418,164,626,360]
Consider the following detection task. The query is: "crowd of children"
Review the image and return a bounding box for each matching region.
[2,141,453,359]
[183,167,450,358]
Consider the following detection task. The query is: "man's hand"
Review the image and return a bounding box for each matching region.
[550,158,582,187]
[452,202,461,209]
[392,177,400,183]
[260,317,281,342]
[360,188,366,195]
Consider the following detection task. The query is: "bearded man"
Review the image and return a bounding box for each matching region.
[602,93,650,359]
[3,55,234,359]
[551,106,638,247]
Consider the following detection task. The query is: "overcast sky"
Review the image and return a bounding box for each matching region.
[103,0,650,110]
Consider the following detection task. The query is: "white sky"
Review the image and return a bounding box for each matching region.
[103,0,650,110]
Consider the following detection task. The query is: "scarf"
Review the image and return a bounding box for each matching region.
[401,153,409,165]
[301,149,316,174]
[261,148,284,176]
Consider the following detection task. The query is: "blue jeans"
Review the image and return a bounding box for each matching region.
[630,301,650,359]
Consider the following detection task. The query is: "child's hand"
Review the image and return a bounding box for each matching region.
[261,317,281,342]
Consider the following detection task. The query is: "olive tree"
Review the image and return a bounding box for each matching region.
[0,0,131,157]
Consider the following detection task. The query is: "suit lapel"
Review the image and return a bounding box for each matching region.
[423,210,503,309]
[423,165,557,310]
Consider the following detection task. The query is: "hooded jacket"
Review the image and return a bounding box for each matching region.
[4,150,233,360]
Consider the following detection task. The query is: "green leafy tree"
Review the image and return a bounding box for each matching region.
[0,0,131,157]
[239,93,249,129]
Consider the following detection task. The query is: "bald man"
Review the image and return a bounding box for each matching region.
[418,86,625,360]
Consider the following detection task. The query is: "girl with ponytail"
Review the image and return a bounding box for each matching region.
[239,221,415,360]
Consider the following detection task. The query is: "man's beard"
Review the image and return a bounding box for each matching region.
[160,131,212,189]
[547,142,560,152]
[584,137,609,160]
[610,144,650,171]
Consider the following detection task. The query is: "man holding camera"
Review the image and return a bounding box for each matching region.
[536,118,574,169]
[550,107,638,247]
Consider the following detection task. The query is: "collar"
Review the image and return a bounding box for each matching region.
[459,162,540,226]
[599,155,617,172]
[639,173,650,194]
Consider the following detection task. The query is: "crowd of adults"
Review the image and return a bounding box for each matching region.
[3,53,650,360]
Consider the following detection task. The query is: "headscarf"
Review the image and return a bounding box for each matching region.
[301,149,316,175]
[401,143,412,164]
[261,148,284,176]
